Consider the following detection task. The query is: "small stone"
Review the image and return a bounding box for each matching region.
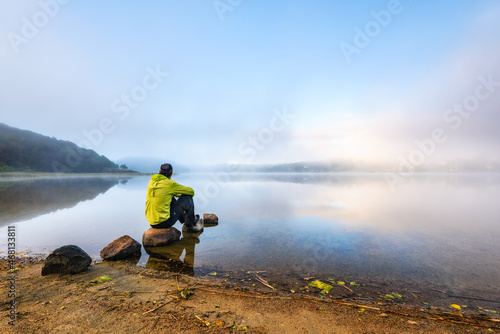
[100,235,141,260]
[142,227,181,247]
[203,213,218,226]
[41,245,92,276]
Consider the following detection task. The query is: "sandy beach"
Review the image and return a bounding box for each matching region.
[1,257,498,334]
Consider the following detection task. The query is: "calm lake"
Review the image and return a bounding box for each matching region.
[1,173,499,300]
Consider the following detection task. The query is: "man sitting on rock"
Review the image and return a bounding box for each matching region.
[145,163,203,232]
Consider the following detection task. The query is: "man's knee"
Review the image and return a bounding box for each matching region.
[178,194,194,202]
[177,195,194,208]
[178,194,193,199]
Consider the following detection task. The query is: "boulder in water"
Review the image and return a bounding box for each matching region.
[203,213,219,226]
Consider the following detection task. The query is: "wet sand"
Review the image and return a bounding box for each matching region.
[1,257,498,333]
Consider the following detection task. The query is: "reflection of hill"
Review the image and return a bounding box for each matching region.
[0,177,120,227]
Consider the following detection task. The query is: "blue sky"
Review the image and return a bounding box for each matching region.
[1,0,499,167]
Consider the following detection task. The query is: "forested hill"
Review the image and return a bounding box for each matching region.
[0,123,119,173]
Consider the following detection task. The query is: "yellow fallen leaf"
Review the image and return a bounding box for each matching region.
[90,275,112,284]
[450,304,461,310]
[180,289,193,299]
[308,280,334,294]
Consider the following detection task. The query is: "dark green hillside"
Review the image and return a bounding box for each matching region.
[0,123,118,173]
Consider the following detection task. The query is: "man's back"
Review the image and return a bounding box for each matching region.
[145,174,194,225]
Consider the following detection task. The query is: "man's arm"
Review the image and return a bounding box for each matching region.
[171,181,195,197]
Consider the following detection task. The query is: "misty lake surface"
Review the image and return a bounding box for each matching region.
[1,173,499,298]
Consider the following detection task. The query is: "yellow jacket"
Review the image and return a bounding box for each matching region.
[145,174,195,225]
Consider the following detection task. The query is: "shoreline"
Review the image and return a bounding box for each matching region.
[3,171,500,178]
[0,171,148,179]
[5,252,500,316]
[1,257,498,333]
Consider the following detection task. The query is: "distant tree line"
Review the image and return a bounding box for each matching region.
[0,123,119,173]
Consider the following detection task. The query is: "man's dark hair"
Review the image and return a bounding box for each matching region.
[159,163,173,177]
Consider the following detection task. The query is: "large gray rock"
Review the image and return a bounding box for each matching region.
[142,227,181,247]
[41,245,92,276]
[100,235,141,260]
[203,213,219,226]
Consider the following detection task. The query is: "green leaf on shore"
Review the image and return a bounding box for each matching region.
[308,280,333,294]
[383,293,403,300]
[180,289,193,299]
[90,275,112,284]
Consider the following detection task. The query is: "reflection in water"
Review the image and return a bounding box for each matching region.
[144,230,203,276]
[112,254,141,266]
[1,173,499,301]
[186,173,500,297]
[0,177,127,228]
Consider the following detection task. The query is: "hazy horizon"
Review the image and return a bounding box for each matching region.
[2,1,500,168]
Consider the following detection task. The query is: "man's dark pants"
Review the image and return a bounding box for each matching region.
[152,195,196,229]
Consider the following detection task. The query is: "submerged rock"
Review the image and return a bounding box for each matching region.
[145,256,193,276]
[142,227,181,247]
[100,235,141,260]
[203,213,219,226]
[41,245,92,276]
